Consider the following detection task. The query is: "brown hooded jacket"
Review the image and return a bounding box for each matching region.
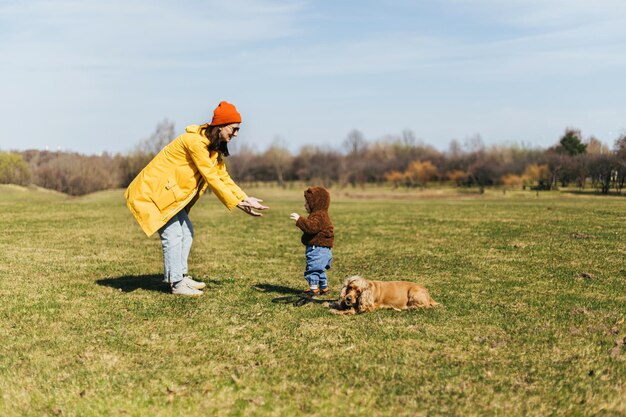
[295,186,334,248]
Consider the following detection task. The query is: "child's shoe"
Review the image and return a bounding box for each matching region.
[301,287,320,297]
[319,287,330,295]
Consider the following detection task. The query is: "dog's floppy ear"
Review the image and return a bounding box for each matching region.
[339,283,348,301]
[356,279,375,312]
[339,275,362,300]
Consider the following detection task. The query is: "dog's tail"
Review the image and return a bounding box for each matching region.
[410,287,442,308]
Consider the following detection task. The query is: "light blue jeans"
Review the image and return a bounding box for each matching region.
[304,245,332,290]
[158,210,194,285]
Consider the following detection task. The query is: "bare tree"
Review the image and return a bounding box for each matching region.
[227,140,258,183]
[343,129,368,156]
[118,119,177,186]
[588,154,617,194]
[401,129,417,147]
[291,146,341,187]
[467,153,503,193]
[342,130,369,188]
[137,119,176,156]
[464,134,485,154]
[448,139,463,160]
[263,137,293,187]
[613,134,626,193]
[29,151,120,195]
[586,137,609,155]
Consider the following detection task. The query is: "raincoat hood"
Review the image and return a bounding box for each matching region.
[186,124,204,134]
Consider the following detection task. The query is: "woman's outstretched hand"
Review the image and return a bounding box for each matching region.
[237,197,269,217]
[289,212,300,221]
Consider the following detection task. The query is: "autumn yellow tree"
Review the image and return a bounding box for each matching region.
[523,164,551,188]
[501,174,524,189]
[446,169,467,187]
[0,152,31,185]
[405,160,438,188]
[384,170,406,188]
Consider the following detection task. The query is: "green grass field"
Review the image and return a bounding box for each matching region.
[0,184,625,417]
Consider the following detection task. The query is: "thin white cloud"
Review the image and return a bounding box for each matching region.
[440,0,626,28]
[1,0,625,153]
[3,0,624,77]
[0,0,306,68]
[131,0,623,79]
[220,16,626,80]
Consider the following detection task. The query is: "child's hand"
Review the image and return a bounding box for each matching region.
[289,212,300,221]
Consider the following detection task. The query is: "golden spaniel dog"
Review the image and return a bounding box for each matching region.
[331,275,440,315]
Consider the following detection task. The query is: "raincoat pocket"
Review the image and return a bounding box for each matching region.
[150,192,176,212]
[150,179,183,212]
[168,182,186,202]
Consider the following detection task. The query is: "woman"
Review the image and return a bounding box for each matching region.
[125,101,269,296]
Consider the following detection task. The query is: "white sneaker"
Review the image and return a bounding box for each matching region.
[163,275,206,290]
[183,275,206,290]
[171,280,203,296]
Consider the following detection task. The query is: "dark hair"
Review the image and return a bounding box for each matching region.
[204,125,230,157]
[209,140,230,157]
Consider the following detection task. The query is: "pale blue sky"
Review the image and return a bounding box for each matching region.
[1,0,625,154]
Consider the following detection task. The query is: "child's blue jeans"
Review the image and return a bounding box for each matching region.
[304,245,332,290]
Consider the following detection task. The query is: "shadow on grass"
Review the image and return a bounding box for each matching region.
[252,283,337,307]
[96,275,226,293]
[253,283,302,295]
[96,274,169,293]
[562,189,625,198]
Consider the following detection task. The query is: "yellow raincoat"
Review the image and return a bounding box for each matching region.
[125,124,247,237]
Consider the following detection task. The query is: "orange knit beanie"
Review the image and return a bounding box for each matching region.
[209,101,242,126]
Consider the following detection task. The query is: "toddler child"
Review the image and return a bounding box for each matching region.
[290,186,334,296]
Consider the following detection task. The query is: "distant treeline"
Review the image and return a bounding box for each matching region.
[1,121,625,196]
